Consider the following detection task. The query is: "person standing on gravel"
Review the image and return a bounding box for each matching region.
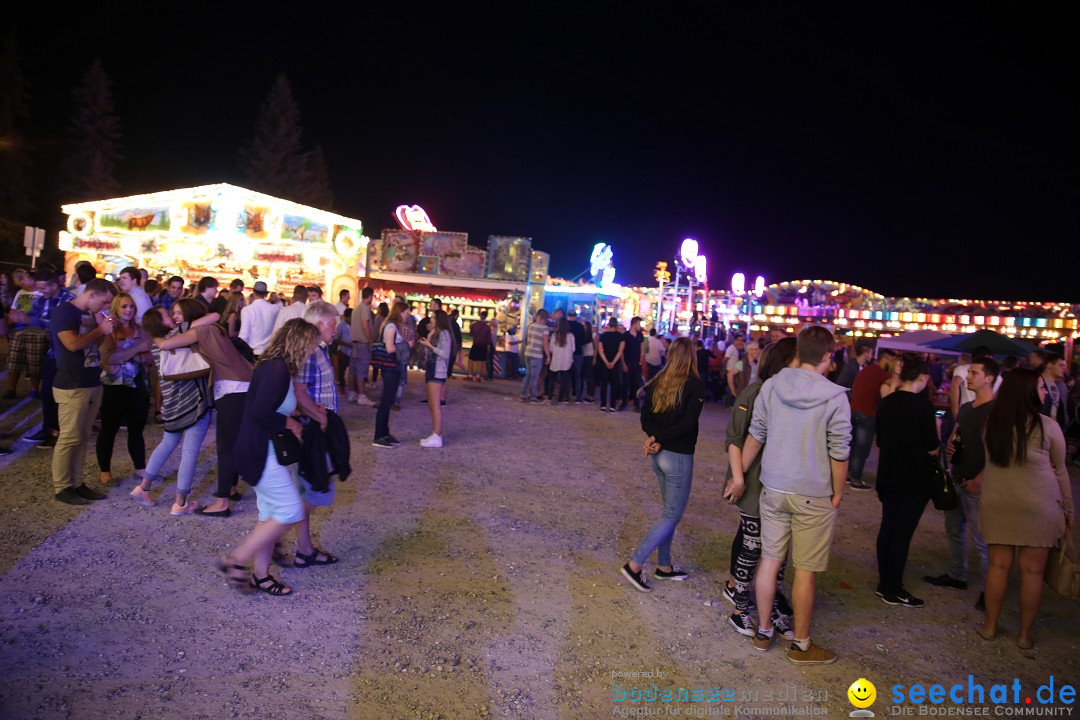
[721,337,798,640]
[223,318,323,596]
[740,325,850,665]
[620,338,705,593]
[49,278,117,505]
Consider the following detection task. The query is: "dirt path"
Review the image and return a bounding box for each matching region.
[0,374,1077,719]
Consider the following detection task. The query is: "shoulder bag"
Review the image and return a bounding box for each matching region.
[928,454,958,511]
[1045,531,1080,600]
[270,428,302,466]
[371,324,399,369]
[159,346,211,381]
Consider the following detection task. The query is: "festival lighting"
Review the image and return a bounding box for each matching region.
[731,272,746,295]
[680,238,699,269]
[694,255,707,283]
[753,276,765,298]
[394,204,437,233]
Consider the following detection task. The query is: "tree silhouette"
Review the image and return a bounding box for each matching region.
[59,60,122,203]
[303,143,334,210]
[239,74,311,199]
[0,33,33,221]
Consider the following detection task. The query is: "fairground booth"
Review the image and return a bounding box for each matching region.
[59,183,367,300]
[362,205,548,377]
[541,243,653,327]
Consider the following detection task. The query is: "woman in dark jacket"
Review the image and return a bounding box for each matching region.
[219,318,321,596]
[620,337,705,592]
[874,353,939,608]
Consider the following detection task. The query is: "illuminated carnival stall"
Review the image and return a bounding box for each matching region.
[59,183,367,299]
[362,205,547,377]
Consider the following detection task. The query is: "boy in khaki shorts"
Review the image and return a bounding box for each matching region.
[741,326,851,664]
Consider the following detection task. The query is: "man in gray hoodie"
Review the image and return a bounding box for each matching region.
[741,326,851,665]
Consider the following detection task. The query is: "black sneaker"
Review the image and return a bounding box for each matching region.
[0,446,11,457]
[73,484,107,501]
[847,479,873,491]
[881,589,925,608]
[924,573,968,590]
[721,584,737,607]
[24,428,47,443]
[729,612,758,637]
[371,437,396,448]
[55,488,91,505]
[653,566,688,581]
[875,584,884,598]
[620,563,652,593]
[975,592,986,611]
[1,390,16,400]
[38,434,57,449]
[383,435,402,446]
[531,397,545,404]
[599,406,608,412]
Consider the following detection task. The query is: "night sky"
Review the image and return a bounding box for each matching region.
[8,7,1078,301]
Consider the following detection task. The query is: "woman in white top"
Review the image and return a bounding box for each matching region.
[418,309,453,447]
[549,317,576,404]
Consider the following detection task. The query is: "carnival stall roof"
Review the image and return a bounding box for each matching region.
[926,329,1036,357]
[875,330,961,355]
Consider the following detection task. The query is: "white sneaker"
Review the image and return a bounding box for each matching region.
[355,394,373,406]
[420,433,443,448]
[346,391,357,403]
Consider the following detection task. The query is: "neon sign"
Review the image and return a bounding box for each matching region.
[590,243,616,287]
[394,204,437,233]
[731,272,746,295]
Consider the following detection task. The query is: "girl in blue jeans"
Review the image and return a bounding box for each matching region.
[130,301,217,515]
[621,338,706,592]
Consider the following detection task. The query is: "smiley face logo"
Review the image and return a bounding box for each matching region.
[848,678,876,709]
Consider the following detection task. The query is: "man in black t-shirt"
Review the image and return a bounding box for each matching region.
[924,356,999,609]
[567,311,588,403]
[622,317,645,411]
[49,278,117,505]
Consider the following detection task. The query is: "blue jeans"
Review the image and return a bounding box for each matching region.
[571,355,585,401]
[945,486,989,588]
[849,411,875,480]
[145,411,212,495]
[631,450,694,567]
[521,356,544,399]
[375,366,400,440]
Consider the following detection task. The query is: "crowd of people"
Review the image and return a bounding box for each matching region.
[1,263,1076,633]
[621,324,1076,664]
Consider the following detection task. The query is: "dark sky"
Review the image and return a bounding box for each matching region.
[9,6,1078,301]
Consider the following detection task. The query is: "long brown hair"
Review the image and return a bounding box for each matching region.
[430,309,452,350]
[386,301,408,334]
[643,337,698,413]
[555,318,569,347]
[221,292,245,330]
[757,337,798,383]
[258,318,321,375]
[985,367,1043,467]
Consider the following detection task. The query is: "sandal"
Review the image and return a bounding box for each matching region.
[218,559,253,593]
[295,548,340,567]
[251,574,293,596]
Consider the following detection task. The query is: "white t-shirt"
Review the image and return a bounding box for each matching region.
[725,344,741,373]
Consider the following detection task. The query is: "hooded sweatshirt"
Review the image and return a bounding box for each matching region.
[749,367,852,497]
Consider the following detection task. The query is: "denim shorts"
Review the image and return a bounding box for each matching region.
[299,474,335,507]
[351,342,370,378]
[425,364,446,384]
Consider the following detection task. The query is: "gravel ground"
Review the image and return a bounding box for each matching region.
[0,372,1077,719]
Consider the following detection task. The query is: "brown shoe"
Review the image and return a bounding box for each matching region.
[751,630,776,652]
[786,641,837,665]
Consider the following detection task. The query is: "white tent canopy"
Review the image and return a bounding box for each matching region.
[875,330,962,355]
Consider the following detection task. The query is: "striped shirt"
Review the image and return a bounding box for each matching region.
[524,321,549,358]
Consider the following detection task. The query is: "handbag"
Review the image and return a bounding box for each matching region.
[1045,531,1080,600]
[270,428,302,466]
[159,346,211,381]
[929,454,958,511]
[370,323,399,369]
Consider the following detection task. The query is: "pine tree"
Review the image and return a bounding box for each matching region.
[59,59,122,202]
[0,33,33,220]
[303,144,334,210]
[239,74,311,199]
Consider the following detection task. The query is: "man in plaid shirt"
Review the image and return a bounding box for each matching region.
[287,300,342,568]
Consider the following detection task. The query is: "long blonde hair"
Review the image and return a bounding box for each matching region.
[643,337,698,413]
[258,318,321,375]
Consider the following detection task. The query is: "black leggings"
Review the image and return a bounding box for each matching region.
[96,383,149,472]
[876,488,930,594]
[729,511,788,615]
[214,392,246,498]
